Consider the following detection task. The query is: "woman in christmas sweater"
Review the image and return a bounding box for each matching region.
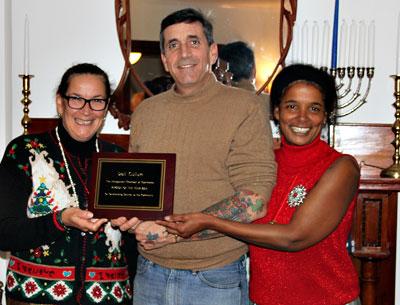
[159,64,361,305]
[0,63,138,305]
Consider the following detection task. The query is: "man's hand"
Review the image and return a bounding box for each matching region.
[111,216,141,233]
[135,221,177,250]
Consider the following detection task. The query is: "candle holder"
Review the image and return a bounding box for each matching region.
[19,74,34,135]
[381,75,400,178]
[322,66,374,147]
[323,66,375,117]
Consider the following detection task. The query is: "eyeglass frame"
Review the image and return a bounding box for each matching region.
[62,95,110,111]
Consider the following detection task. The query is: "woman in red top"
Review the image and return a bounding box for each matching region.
[159,64,360,305]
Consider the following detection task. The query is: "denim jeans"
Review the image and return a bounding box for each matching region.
[133,254,249,305]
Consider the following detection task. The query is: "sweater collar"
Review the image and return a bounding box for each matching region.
[167,72,218,103]
[56,121,97,158]
[278,134,330,171]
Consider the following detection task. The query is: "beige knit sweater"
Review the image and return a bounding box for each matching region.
[129,73,276,270]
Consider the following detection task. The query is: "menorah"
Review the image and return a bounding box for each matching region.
[288,18,375,144]
[330,66,374,119]
[325,66,374,146]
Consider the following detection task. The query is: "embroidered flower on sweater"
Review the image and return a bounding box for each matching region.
[288,184,307,207]
[29,245,51,263]
[24,137,45,153]
[18,163,30,176]
[7,144,17,159]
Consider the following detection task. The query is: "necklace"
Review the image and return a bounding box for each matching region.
[55,127,99,206]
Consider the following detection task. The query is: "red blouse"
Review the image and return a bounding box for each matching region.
[249,136,359,305]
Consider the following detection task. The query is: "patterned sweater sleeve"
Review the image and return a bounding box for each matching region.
[0,138,64,251]
[226,97,277,201]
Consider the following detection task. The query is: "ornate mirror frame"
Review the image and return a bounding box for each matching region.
[111,0,297,129]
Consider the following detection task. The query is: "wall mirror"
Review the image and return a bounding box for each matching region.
[111,0,297,129]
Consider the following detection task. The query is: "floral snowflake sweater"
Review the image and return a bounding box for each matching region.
[0,123,135,305]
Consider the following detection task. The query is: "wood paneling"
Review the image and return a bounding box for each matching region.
[333,123,395,179]
[27,118,130,151]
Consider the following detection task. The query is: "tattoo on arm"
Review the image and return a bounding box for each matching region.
[146,232,160,241]
[182,190,266,242]
[203,190,265,223]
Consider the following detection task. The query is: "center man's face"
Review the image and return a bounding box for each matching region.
[161,21,218,95]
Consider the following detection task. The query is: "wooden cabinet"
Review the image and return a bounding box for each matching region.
[353,185,398,305]
[334,124,399,305]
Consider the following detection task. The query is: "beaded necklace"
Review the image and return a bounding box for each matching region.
[55,126,99,206]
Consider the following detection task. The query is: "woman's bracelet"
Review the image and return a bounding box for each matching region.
[53,209,69,232]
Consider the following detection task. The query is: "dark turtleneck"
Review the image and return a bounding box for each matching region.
[57,121,97,159]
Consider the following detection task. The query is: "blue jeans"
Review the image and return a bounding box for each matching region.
[133,254,249,305]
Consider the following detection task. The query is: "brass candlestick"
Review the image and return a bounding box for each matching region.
[381,75,400,178]
[19,74,34,135]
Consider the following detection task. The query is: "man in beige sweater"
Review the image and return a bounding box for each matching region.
[116,8,276,305]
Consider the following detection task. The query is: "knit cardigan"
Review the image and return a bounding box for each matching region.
[0,123,134,305]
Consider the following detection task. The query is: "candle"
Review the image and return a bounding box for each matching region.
[358,21,366,67]
[322,21,330,67]
[396,12,400,74]
[311,21,319,66]
[301,21,309,64]
[339,20,348,67]
[331,0,339,69]
[23,15,30,75]
[348,20,357,67]
[367,21,375,67]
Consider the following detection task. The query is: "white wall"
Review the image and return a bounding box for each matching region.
[9,0,126,139]
[0,1,11,303]
[0,0,400,304]
[0,0,11,152]
[296,0,399,124]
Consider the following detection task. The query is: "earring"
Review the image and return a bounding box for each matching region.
[272,123,280,137]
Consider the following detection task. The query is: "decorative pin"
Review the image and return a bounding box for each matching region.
[288,185,307,207]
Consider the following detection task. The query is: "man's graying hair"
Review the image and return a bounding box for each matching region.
[159,8,214,53]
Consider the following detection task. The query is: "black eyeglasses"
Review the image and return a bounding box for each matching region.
[63,95,109,111]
